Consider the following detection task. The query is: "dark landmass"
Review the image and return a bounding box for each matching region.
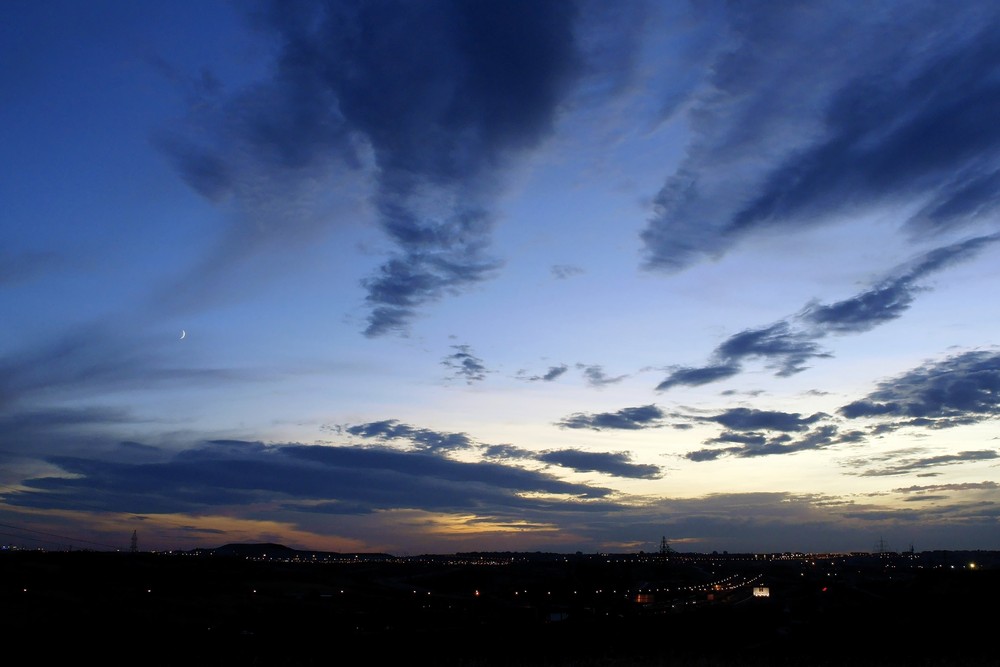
[3,545,997,666]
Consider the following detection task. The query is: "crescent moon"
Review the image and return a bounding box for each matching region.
[179,330,186,340]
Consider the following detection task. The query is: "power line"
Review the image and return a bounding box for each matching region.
[0,521,121,551]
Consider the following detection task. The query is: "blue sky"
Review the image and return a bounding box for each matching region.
[3,0,1000,555]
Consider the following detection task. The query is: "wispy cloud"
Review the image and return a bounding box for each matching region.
[442,344,489,384]
[551,264,585,280]
[0,250,60,286]
[0,326,274,412]
[577,363,627,387]
[641,2,1000,272]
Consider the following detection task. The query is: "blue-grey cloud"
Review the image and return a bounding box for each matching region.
[839,349,1000,425]
[442,344,489,384]
[538,449,662,479]
[657,322,831,392]
[657,235,1000,391]
[0,406,136,434]
[0,250,60,286]
[551,264,585,280]
[159,0,587,336]
[642,2,1000,271]
[343,418,662,480]
[558,404,664,430]
[802,233,1000,333]
[716,323,827,376]
[802,280,920,334]
[536,364,569,381]
[0,327,272,413]
[362,248,502,337]
[543,365,569,381]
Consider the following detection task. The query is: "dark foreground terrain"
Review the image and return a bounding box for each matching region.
[2,547,997,666]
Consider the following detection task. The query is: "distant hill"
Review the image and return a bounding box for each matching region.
[208,543,299,558]
[190,542,395,560]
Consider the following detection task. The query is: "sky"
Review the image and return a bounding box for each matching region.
[2,0,1000,555]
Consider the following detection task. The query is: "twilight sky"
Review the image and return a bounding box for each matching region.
[3,0,1000,555]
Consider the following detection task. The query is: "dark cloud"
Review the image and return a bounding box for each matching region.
[684,448,735,462]
[839,349,1000,425]
[804,278,920,335]
[716,323,827,376]
[160,0,587,336]
[538,449,662,479]
[288,443,611,500]
[481,444,535,461]
[688,423,865,462]
[442,344,489,384]
[894,481,999,494]
[642,2,1000,271]
[656,363,740,391]
[541,364,569,381]
[732,425,841,458]
[707,432,768,447]
[657,322,829,392]
[558,404,664,431]
[710,408,826,432]
[856,450,999,477]
[8,440,617,516]
[343,420,474,453]
[577,364,627,387]
[901,494,949,502]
